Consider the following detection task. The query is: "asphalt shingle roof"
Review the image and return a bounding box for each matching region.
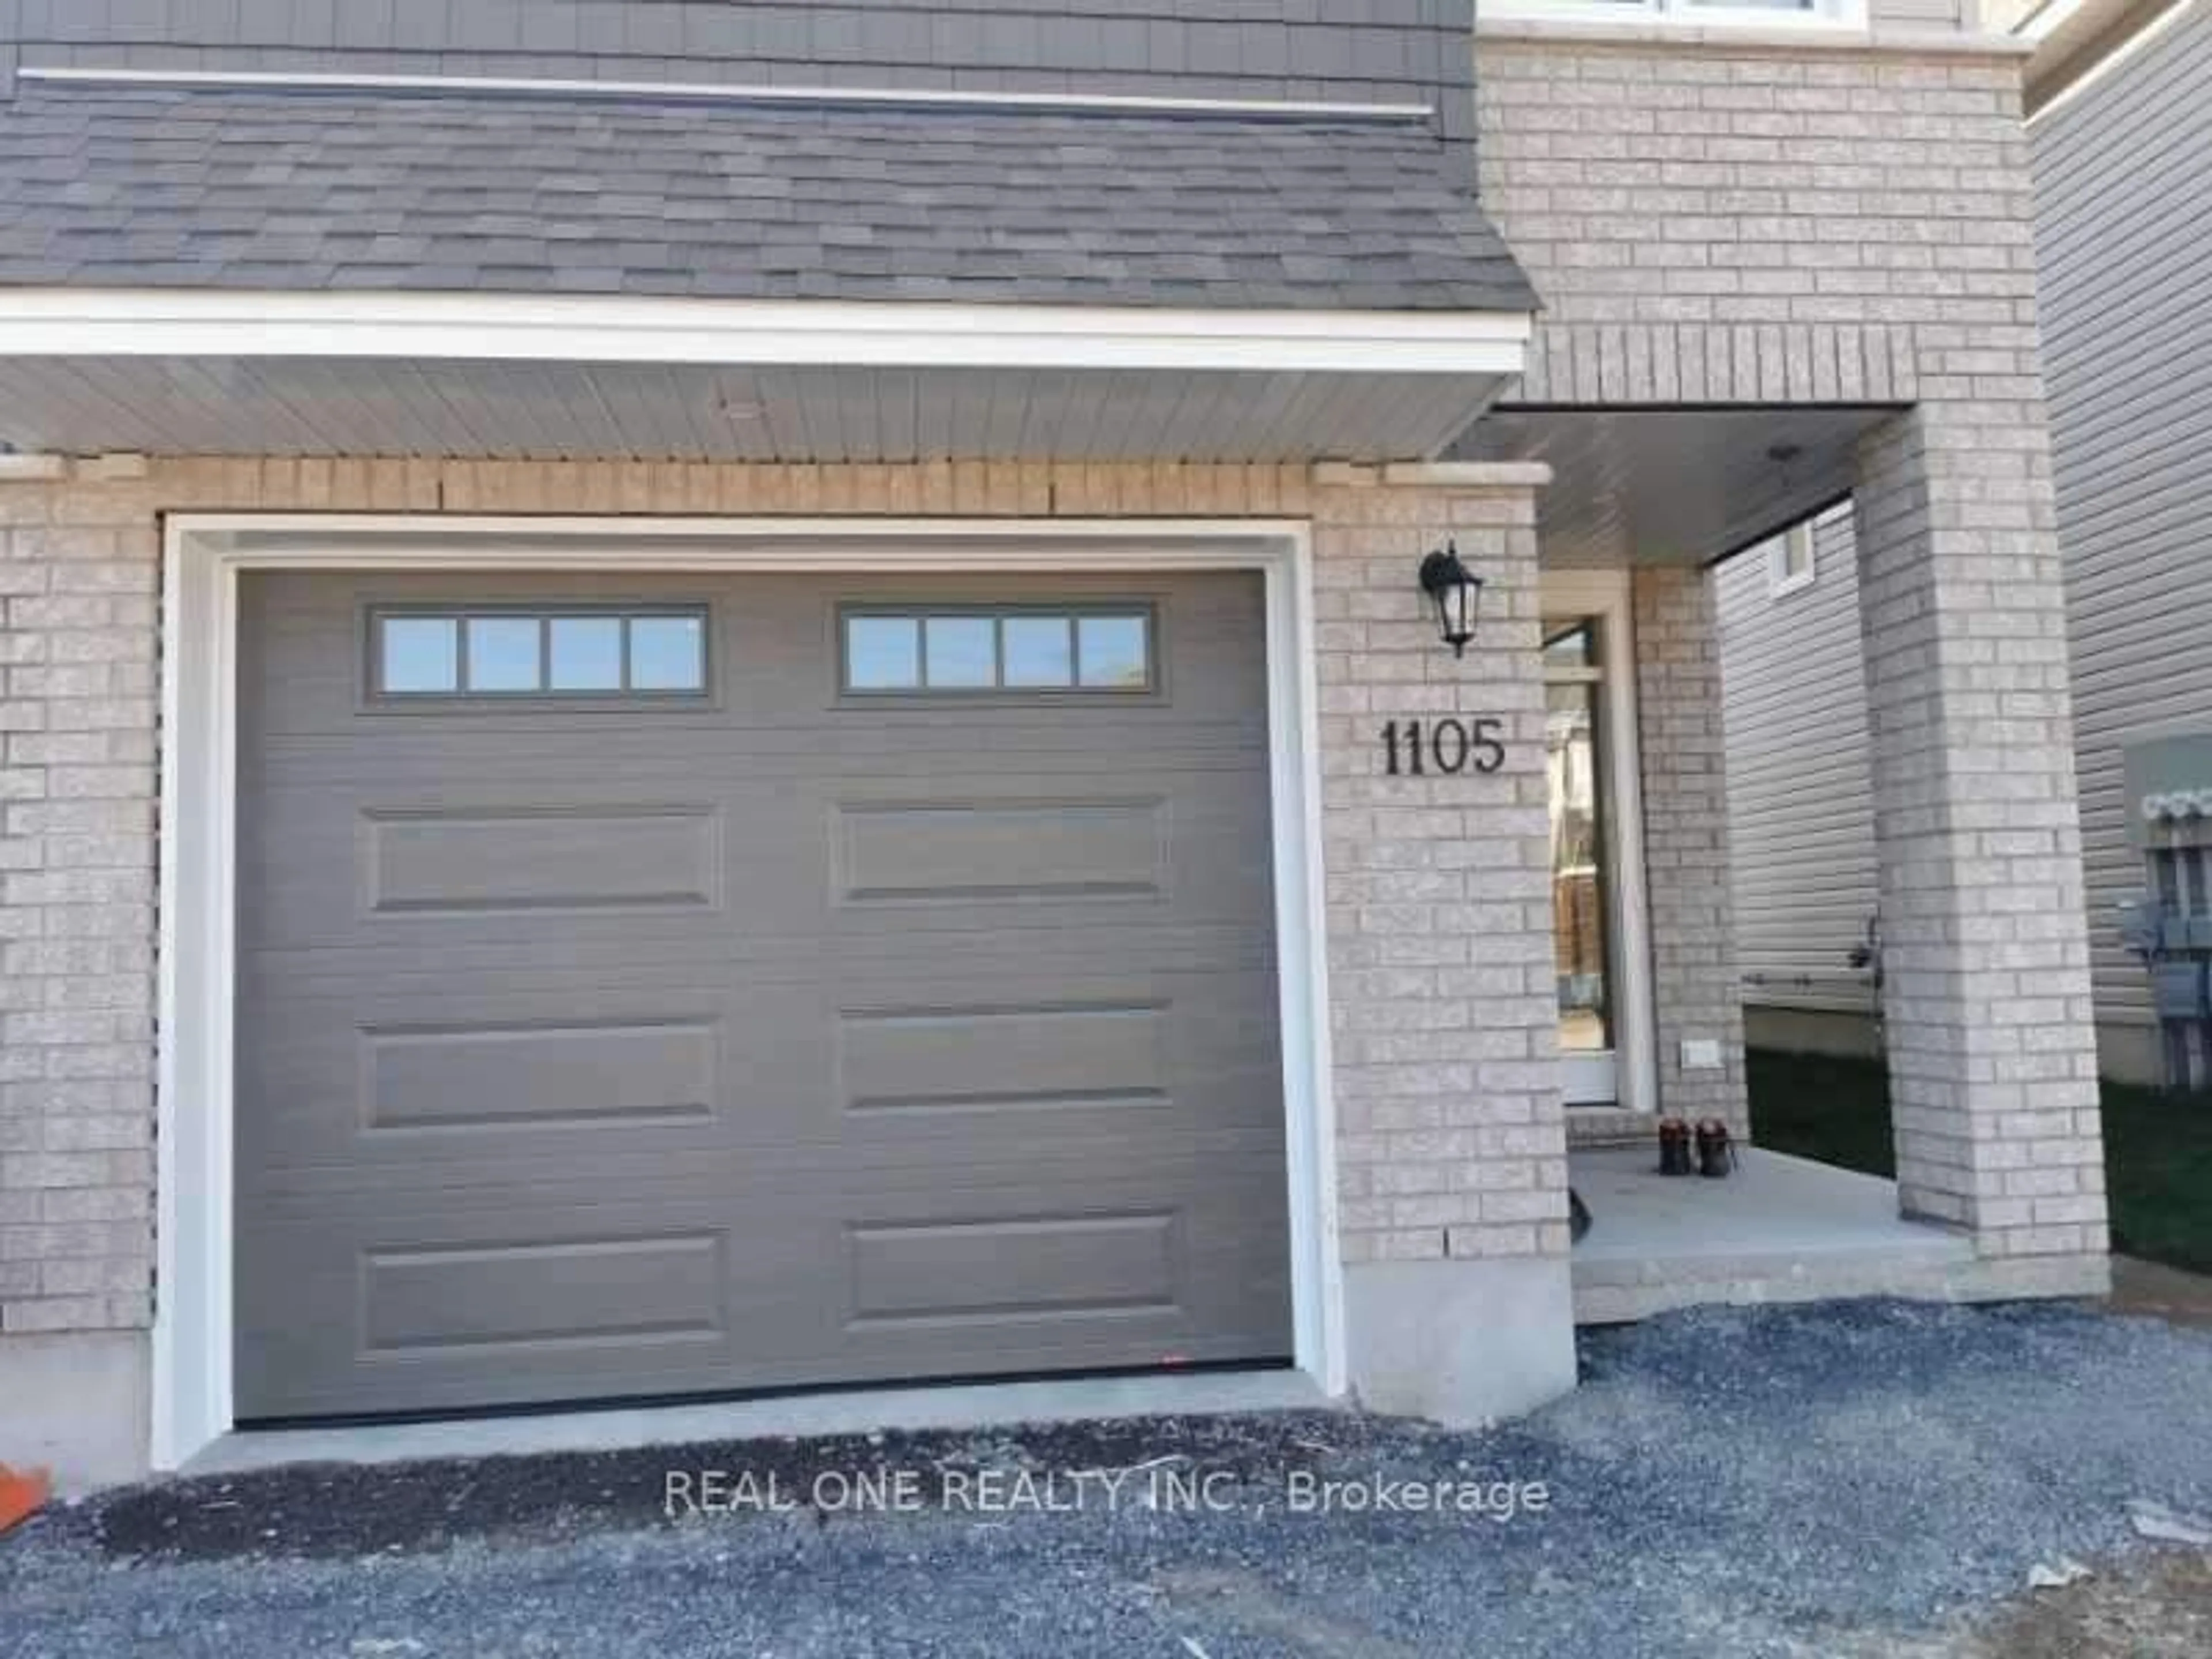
[0,83,1535,312]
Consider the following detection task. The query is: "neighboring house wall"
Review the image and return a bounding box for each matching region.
[0,2,1475,139]
[1711,3,2212,1082]
[1715,506,1880,1023]
[2033,0,2212,1078]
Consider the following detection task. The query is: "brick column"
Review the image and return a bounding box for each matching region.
[0,480,161,1338]
[1632,566,1749,1139]
[0,471,162,1490]
[1311,465,1576,1423]
[1852,407,2109,1279]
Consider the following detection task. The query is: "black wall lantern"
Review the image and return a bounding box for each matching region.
[1418,541,1483,658]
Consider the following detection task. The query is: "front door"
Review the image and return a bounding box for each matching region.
[1544,618,1618,1105]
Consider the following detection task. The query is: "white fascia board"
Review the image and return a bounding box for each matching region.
[0,290,1532,377]
[18,65,1434,124]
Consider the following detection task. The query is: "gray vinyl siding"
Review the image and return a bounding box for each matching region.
[1716,506,1881,1017]
[3,1,1475,140]
[2032,0,2212,1034]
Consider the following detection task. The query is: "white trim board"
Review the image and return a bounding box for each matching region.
[153,514,1343,1471]
[17,65,1435,124]
[0,290,1533,378]
[1543,569,1660,1117]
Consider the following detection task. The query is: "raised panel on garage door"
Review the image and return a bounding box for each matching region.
[233,567,1290,1419]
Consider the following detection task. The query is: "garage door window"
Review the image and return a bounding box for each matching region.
[841,607,1154,694]
[370,607,709,699]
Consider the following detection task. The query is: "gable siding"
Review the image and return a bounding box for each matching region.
[2033,0,2212,1035]
[2,2,1474,140]
[1716,507,1881,1016]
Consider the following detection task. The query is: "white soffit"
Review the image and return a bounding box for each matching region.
[0,358,1516,464]
[0,291,1531,462]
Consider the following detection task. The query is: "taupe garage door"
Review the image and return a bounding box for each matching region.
[234,567,1290,1420]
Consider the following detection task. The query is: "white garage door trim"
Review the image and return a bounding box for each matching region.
[154,513,1340,1470]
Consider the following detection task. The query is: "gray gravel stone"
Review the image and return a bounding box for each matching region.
[5,1299,2211,1657]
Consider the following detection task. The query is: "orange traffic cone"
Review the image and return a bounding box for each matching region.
[0,1464,51,1535]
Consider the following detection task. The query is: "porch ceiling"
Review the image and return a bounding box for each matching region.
[1457,405,1897,566]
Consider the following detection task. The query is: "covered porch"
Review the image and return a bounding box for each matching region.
[1463,399,2115,1317]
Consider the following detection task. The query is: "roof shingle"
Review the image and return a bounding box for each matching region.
[0,83,1535,312]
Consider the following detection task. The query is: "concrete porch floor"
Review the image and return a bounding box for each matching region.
[1569,1145,1979,1324]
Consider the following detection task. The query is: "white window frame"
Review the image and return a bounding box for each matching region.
[1481,0,1868,34]
[154,514,1341,1472]
[1767,523,1818,599]
[1541,571,1660,1116]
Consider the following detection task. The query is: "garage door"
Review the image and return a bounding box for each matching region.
[233,567,1291,1420]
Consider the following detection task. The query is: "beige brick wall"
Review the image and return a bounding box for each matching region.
[1476,39,2043,408]
[0,456,1564,1342]
[1633,565,1749,1138]
[1315,474,1571,1267]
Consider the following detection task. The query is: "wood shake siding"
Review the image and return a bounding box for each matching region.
[0,2,1477,140]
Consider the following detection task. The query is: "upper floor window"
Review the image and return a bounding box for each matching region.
[1767,524,1817,599]
[1483,0,1863,29]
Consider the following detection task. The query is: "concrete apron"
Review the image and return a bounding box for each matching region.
[8,1279,1584,1493]
[186,1371,1335,1480]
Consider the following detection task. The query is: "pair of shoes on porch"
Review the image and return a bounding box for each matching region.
[1658,1118,1735,1179]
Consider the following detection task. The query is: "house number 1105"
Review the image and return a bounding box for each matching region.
[1381,717,1506,778]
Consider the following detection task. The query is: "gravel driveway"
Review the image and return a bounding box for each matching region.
[6,1299,2212,1657]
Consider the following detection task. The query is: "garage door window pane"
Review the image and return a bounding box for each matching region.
[1002,616,1074,688]
[843,607,1154,695]
[374,607,709,703]
[924,616,996,688]
[1078,616,1149,688]
[465,617,542,692]
[548,616,623,691]
[628,616,706,692]
[846,616,921,690]
[379,617,460,694]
